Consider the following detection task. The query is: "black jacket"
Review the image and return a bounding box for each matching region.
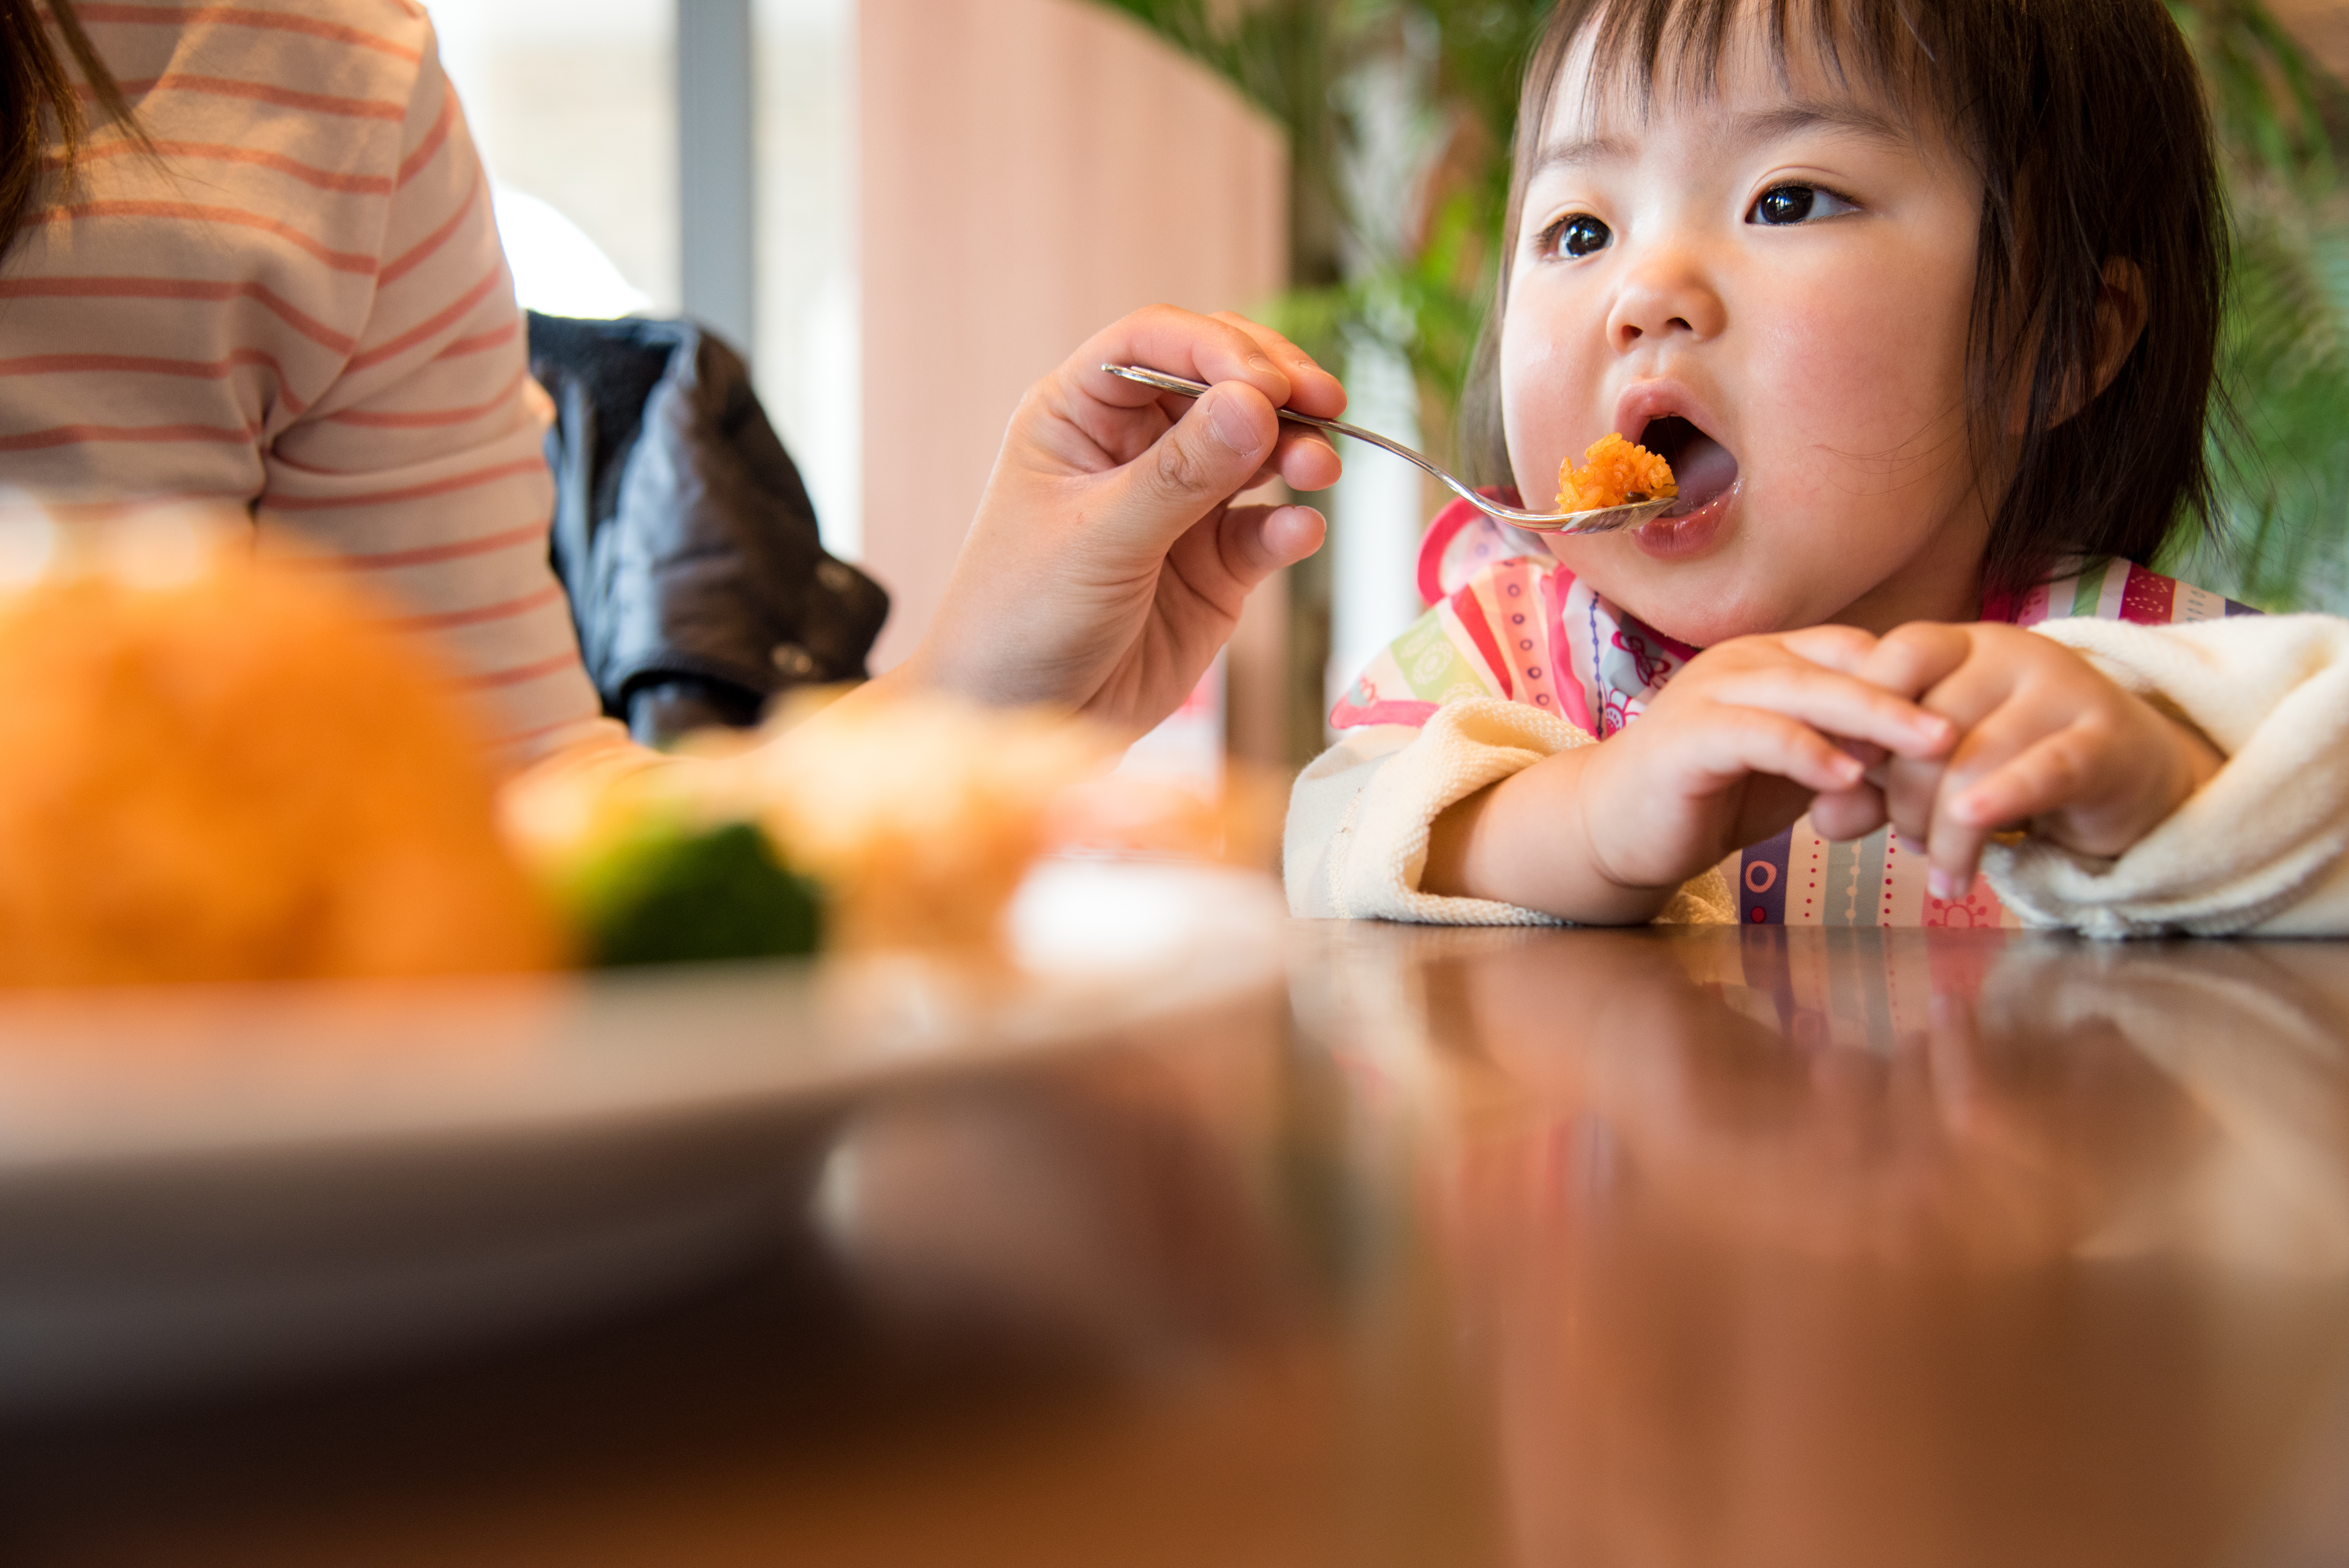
[526,313,889,745]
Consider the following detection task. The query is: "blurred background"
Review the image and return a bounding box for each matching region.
[433,0,2349,785]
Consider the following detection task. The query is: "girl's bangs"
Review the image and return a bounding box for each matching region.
[1535,0,1947,136]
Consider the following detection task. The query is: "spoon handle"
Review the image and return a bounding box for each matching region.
[1099,365,1668,535]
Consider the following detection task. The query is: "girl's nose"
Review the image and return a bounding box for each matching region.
[1606,250,1727,351]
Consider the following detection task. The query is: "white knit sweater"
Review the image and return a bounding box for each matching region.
[1286,614,2349,938]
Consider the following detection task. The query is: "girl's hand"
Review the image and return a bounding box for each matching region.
[893,305,1344,734]
[1425,627,1956,923]
[1813,624,2224,899]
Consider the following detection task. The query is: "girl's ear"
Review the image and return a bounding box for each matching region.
[2087,258,2149,403]
[2020,258,2151,435]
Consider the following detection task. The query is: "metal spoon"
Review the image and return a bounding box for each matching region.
[1102,363,1676,535]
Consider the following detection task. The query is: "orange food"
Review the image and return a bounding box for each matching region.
[740,692,1115,951]
[1556,432,1678,512]
[0,549,565,986]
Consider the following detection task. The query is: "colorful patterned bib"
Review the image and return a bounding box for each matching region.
[1330,496,2253,928]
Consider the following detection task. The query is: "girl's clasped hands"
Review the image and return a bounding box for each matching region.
[1426,620,2222,925]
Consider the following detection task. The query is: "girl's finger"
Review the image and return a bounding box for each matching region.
[1919,714,2090,900]
[1705,665,1957,759]
[1776,623,1881,675]
[1924,815,1994,903]
[1925,990,1990,1136]
[1875,754,1944,848]
[1857,622,1974,700]
[1809,781,1889,841]
[1679,707,1870,795]
[1944,723,2102,831]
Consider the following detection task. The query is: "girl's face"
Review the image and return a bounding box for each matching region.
[1503,25,1993,645]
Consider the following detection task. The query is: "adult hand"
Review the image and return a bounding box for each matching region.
[891,305,1345,733]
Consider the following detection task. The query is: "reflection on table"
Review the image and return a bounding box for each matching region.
[7,924,2349,1567]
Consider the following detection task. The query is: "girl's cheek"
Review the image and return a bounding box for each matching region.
[1499,303,1595,495]
[1757,278,1963,451]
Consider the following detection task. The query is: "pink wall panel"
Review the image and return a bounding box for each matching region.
[859,0,1288,671]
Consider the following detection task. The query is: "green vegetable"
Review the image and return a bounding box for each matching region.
[563,818,823,967]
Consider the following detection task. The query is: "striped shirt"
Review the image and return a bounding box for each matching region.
[1332,497,2255,929]
[0,0,605,761]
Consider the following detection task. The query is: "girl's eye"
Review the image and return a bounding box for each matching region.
[1747,184,1858,226]
[1545,212,1612,259]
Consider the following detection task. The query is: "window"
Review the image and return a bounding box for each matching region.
[424,0,860,556]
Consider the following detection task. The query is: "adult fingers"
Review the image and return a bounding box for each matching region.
[1230,429,1342,496]
[1214,502,1328,593]
[1086,380,1282,555]
[1146,502,1324,689]
[1703,663,1957,759]
[1209,313,1342,488]
[1073,305,1299,417]
[1209,311,1347,418]
[1269,425,1343,492]
[1857,622,1975,701]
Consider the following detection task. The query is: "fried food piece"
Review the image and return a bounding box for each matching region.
[746,693,1115,951]
[1556,432,1678,512]
[511,688,1112,954]
[0,556,564,985]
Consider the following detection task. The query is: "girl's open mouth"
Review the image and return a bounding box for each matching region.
[1626,415,1739,559]
[1635,415,1739,515]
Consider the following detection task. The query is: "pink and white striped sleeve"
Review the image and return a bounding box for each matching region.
[255,29,608,764]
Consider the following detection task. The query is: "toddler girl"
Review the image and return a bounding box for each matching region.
[1287,0,2349,936]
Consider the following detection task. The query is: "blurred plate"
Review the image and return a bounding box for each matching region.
[0,860,1286,1412]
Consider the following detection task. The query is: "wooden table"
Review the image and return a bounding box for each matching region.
[6,923,2348,1566]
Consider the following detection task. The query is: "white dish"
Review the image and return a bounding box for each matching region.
[0,860,1287,1411]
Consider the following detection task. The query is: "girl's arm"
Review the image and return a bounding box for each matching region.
[1857,616,2349,937]
[1283,701,1687,924]
[1417,631,1954,924]
[1284,631,1953,926]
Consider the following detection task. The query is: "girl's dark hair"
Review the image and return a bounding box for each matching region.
[1,0,146,257]
[1462,0,2224,595]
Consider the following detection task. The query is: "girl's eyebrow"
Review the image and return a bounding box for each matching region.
[1729,100,1912,148]
[1529,100,1909,176]
[1528,135,1638,175]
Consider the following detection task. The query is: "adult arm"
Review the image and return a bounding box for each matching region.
[255,32,613,767]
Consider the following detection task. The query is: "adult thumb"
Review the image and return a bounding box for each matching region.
[1102,382,1276,541]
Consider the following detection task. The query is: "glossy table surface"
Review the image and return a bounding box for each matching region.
[7,922,2348,1566]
